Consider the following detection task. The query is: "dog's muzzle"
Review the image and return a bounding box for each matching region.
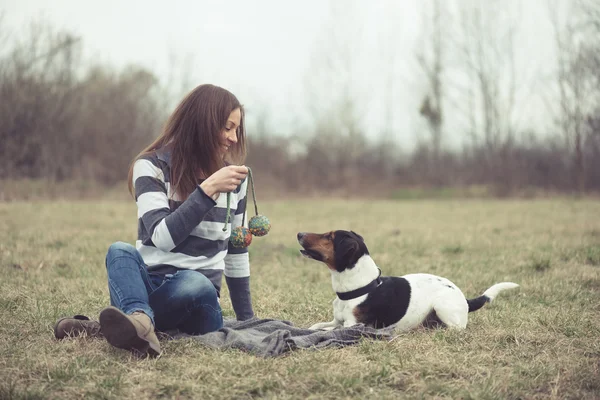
[297,232,322,260]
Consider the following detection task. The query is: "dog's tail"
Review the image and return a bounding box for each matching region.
[467,282,519,312]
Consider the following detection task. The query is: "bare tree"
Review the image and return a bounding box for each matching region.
[416,0,446,184]
[546,0,600,193]
[0,20,82,179]
[301,0,369,190]
[456,1,520,151]
[448,0,522,192]
[162,48,198,111]
[0,18,164,184]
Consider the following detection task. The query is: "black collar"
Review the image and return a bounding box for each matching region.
[336,269,382,301]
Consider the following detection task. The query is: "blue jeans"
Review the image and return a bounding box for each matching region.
[105,242,223,335]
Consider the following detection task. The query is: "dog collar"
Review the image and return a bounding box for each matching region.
[336,269,382,301]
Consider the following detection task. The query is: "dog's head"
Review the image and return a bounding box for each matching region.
[297,230,369,272]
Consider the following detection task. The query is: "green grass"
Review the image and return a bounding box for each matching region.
[1,198,599,399]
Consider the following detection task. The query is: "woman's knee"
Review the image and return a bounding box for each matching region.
[105,241,140,269]
[173,270,218,304]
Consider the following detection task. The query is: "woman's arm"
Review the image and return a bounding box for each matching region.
[134,158,248,252]
[134,157,217,251]
[225,275,254,321]
[224,178,255,320]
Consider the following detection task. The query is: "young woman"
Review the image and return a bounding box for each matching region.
[54,84,255,357]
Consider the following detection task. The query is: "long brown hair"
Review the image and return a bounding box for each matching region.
[127,84,246,199]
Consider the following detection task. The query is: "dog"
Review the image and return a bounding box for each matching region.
[297,230,519,331]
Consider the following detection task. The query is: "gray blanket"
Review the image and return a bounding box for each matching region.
[171,318,397,357]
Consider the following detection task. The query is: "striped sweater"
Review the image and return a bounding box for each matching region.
[132,147,253,320]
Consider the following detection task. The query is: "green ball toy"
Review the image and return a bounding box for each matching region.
[222,167,270,249]
[230,226,253,248]
[249,215,271,237]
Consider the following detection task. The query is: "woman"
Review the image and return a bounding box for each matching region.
[54,84,255,357]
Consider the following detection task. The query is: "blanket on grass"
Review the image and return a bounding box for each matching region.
[171,318,397,357]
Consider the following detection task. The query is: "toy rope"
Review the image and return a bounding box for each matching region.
[223,167,256,231]
[223,192,232,231]
[248,167,258,216]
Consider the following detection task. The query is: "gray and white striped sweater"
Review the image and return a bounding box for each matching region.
[132,147,253,320]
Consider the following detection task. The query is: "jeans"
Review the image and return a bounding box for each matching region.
[105,241,223,335]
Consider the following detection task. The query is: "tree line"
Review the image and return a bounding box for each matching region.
[1,1,599,198]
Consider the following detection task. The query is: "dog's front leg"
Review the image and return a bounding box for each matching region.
[342,316,358,328]
[309,319,342,331]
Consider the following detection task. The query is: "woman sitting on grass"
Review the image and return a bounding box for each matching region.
[54,84,255,357]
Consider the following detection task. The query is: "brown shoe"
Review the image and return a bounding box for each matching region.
[54,315,103,340]
[99,306,161,357]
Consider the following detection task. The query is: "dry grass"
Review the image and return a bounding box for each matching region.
[1,198,599,399]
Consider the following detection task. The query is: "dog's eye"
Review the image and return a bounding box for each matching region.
[324,233,333,240]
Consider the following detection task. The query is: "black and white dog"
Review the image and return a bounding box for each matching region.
[297,230,519,331]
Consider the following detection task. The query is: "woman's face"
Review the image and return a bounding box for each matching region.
[219,108,241,159]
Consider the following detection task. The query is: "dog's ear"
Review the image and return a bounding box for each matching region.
[334,232,367,271]
[350,231,364,241]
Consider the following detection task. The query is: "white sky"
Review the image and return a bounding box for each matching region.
[0,0,569,150]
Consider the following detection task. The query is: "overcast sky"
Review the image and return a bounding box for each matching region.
[0,0,570,150]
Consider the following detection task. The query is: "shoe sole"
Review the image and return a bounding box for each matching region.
[99,307,160,358]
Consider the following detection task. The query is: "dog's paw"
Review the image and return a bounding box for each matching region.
[309,322,338,331]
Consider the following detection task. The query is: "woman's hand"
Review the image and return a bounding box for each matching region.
[200,165,248,199]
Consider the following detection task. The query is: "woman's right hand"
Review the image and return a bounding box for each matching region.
[200,165,248,199]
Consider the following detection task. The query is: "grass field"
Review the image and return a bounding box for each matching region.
[1,198,599,399]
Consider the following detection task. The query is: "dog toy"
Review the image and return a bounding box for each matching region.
[230,226,253,248]
[247,172,271,236]
[223,167,271,248]
[249,215,270,237]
